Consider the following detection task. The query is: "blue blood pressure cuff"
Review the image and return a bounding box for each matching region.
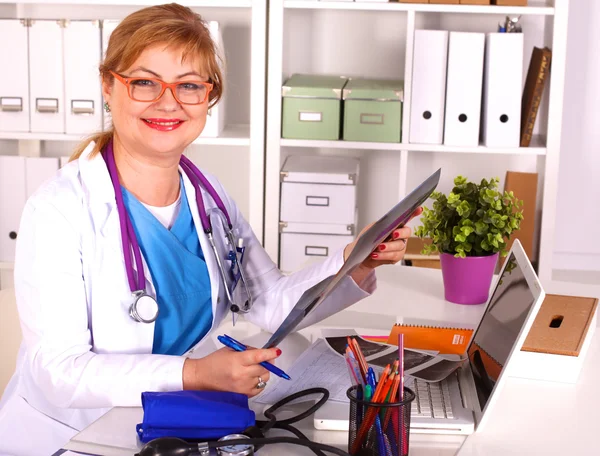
[136,390,256,443]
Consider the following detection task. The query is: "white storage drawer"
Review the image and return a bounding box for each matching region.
[280,232,353,273]
[280,154,359,225]
[280,181,356,225]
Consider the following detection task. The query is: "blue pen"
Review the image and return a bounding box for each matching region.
[375,415,387,456]
[218,334,292,381]
[367,367,377,388]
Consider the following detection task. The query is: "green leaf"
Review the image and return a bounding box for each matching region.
[412,174,523,257]
[454,176,467,186]
[447,192,460,205]
[461,226,475,237]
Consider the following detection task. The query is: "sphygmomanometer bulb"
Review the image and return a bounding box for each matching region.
[135,437,196,456]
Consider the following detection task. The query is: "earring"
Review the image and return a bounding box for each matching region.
[104,102,111,113]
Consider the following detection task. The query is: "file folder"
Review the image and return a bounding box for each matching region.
[482,33,524,147]
[409,30,449,145]
[29,20,65,134]
[64,21,103,135]
[443,32,485,147]
[199,21,225,138]
[25,157,59,198]
[0,157,26,262]
[101,20,120,131]
[0,20,30,132]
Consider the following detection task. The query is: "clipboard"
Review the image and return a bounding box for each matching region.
[263,168,442,349]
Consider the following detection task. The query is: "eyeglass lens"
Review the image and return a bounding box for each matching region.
[130,79,208,104]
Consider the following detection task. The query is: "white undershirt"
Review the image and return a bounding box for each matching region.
[141,193,182,230]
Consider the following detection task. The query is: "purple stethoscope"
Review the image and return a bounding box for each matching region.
[102,140,253,324]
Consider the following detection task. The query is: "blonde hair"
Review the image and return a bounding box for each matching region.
[70,3,224,161]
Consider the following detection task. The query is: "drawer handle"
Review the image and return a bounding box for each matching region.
[0,97,23,112]
[306,196,329,207]
[36,98,59,113]
[71,99,95,115]
[298,111,322,122]
[305,246,328,257]
[360,113,384,125]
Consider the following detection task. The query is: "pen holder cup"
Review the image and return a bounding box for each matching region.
[346,385,415,456]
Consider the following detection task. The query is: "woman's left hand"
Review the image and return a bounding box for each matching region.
[345,207,423,284]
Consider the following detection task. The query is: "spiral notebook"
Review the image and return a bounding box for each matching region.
[386,324,474,356]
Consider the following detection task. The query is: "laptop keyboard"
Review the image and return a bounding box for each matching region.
[411,376,454,419]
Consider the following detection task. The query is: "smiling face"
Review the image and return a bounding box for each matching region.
[102,44,210,160]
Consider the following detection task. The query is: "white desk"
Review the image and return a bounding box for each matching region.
[63,266,600,456]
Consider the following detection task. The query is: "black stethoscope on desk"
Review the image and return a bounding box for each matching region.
[135,388,351,456]
[103,140,254,324]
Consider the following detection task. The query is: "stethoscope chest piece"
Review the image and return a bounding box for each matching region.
[217,434,254,456]
[129,291,159,323]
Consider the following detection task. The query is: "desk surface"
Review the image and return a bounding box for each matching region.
[64,266,600,456]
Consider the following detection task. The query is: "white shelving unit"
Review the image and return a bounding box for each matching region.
[265,0,568,287]
[0,0,267,281]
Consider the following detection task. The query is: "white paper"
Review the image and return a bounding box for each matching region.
[253,338,359,405]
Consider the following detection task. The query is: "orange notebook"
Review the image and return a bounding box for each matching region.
[386,324,474,355]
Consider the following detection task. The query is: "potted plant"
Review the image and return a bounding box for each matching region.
[414,175,524,305]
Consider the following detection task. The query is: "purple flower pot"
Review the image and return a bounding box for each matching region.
[440,252,499,305]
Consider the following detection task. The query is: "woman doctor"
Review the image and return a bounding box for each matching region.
[0,4,420,455]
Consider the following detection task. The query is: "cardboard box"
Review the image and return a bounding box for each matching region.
[342,78,404,143]
[281,74,348,140]
[510,294,598,384]
[404,237,441,269]
[494,0,527,5]
[504,171,538,261]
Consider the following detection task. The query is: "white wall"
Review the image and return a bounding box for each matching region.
[553,0,600,273]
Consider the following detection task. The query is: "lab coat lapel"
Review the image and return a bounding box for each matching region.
[180,166,223,328]
[78,142,157,298]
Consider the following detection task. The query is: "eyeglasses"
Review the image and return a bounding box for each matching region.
[110,70,213,105]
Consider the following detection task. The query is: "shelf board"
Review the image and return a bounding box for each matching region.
[0,0,252,6]
[280,134,546,155]
[0,124,251,147]
[0,262,14,270]
[284,1,554,15]
[193,124,251,146]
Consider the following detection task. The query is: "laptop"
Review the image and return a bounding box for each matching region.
[313,239,545,435]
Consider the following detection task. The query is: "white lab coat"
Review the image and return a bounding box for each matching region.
[0,143,376,456]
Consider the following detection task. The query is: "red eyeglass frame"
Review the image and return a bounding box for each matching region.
[109,70,213,105]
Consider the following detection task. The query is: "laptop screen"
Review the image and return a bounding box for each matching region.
[467,252,536,412]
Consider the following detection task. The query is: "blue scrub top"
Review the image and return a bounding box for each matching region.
[122,177,213,355]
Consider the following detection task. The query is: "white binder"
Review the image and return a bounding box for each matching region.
[482,33,524,148]
[409,30,449,145]
[0,20,30,132]
[443,32,485,147]
[199,21,225,138]
[64,21,103,136]
[25,157,59,197]
[0,157,26,262]
[29,20,65,134]
[101,20,120,131]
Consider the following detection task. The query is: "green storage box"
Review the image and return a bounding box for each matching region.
[342,78,404,143]
[282,74,348,140]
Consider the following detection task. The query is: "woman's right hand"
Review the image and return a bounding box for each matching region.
[183,346,281,397]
